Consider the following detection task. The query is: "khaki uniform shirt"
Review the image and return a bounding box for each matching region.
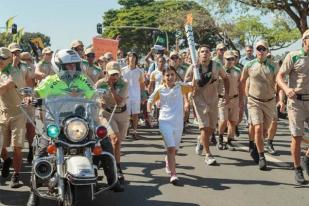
[35,60,54,77]
[213,56,224,66]
[279,48,309,94]
[185,61,226,105]
[242,59,278,100]
[0,64,27,121]
[218,66,241,97]
[95,77,128,108]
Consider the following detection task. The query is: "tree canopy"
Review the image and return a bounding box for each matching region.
[102,0,221,54]
[0,32,51,53]
[203,0,308,34]
[223,15,299,50]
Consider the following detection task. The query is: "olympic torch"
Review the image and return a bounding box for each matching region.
[185,13,200,80]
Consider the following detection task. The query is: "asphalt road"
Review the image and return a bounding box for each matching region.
[0,119,309,206]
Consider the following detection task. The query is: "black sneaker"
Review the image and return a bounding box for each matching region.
[259,157,267,171]
[111,181,124,192]
[1,157,12,178]
[10,173,21,188]
[226,140,236,151]
[217,142,225,150]
[210,133,217,145]
[249,145,259,164]
[117,169,125,185]
[295,167,306,185]
[235,126,240,137]
[302,156,309,176]
[266,142,277,155]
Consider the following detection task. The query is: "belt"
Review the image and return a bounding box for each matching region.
[104,105,127,113]
[296,94,309,101]
[218,94,238,99]
[248,94,274,102]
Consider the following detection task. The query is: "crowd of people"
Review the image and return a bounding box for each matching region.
[0,29,308,202]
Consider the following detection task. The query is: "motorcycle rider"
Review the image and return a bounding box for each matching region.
[27,49,123,206]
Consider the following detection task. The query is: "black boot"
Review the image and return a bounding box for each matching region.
[111,180,124,192]
[27,192,39,206]
[27,146,34,164]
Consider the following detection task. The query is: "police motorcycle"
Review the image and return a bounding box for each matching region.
[19,50,118,206]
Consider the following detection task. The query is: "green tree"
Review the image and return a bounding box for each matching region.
[223,15,299,50]
[102,0,221,54]
[0,32,51,52]
[203,0,308,34]
[118,0,154,8]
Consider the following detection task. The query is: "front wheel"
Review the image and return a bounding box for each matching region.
[59,183,92,206]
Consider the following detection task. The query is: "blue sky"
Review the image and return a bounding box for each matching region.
[0,0,120,50]
[0,0,300,55]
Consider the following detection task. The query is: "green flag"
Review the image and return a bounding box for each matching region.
[155,35,166,46]
[5,16,15,34]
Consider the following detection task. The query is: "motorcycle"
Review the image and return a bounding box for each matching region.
[19,87,118,206]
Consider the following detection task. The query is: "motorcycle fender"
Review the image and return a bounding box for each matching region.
[66,156,95,178]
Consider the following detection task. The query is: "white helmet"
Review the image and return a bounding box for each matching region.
[52,49,82,74]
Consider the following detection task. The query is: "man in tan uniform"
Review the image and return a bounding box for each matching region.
[276,29,309,184]
[84,47,103,83]
[217,51,243,150]
[185,45,229,165]
[20,52,36,164]
[35,47,54,81]
[241,40,278,171]
[96,61,129,185]
[0,46,27,188]
[213,43,226,65]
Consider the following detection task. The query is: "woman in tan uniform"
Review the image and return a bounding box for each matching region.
[95,61,129,184]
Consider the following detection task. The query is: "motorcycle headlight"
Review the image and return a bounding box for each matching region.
[64,118,89,142]
[47,124,60,139]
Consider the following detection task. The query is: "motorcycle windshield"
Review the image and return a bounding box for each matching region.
[43,96,98,126]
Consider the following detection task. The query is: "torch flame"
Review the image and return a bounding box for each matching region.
[186,13,193,25]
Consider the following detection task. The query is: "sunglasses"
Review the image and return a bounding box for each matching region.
[110,73,119,77]
[219,48,226,51]
[86,53,95,58]
[170,56,179,60]
[226,58,235,61]
[0,56,9,61]
[256,47,267,52]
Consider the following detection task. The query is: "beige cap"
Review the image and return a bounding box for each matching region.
[71,40,84,48]
[169,51,179,58]
[103,52,113,60]
[255,40,269,49]
[216,43,226,50]
[224,50,235,59]
[85,47,95,55]
[302,29,309,40]
[42,47,53,54]
[98,55,107,62]
[231,50,239,57]
[0,47,12,59]
[106,61,120,75]
[8,43,22,52]
[20,52,32,60]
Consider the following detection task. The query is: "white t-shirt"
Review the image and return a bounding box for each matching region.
[150,70,163,91]
[121,66,144,102]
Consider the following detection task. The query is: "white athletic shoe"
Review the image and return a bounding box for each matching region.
[195,136,203,155]
[205,154,216,165]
